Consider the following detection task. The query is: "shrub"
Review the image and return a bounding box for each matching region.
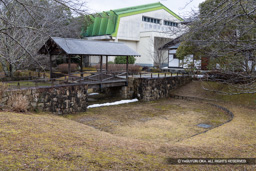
[7,93,29,112]
[58,63,78,74]
[95,64,141,74]
[0,83,8,109]
[114,56,136,64]
[0,82,8,99]
[151,68,161,73]
[13,71,23,77]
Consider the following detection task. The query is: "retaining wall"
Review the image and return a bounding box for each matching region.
[2,76,192,114]
[2,84,88,114]
[133,76,192,101]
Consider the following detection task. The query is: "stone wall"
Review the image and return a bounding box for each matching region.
[1,76,192,114]
[2,84,88,114]
[133,76,192,101]
[102,78,135,99]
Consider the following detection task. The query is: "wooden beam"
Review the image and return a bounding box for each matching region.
[80,55,83,78]
[68,55,71,80]
[106,56,108,73]
[49,54,53,79]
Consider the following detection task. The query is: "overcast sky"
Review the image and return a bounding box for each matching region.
[84,0,206,17]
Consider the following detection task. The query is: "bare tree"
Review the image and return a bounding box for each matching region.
[147,37,170,68]
[177,0,256,94]
[147,24,186,69]
[0,0,88,77]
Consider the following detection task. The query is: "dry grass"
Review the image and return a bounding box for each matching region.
[1,81,256,170]
[0,82,8,98]
[68,99,229,144]
[0,112,165,170]
[174,81,256,109]
[7,93,29,112]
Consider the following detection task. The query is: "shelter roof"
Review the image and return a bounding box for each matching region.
[38,37,140,57]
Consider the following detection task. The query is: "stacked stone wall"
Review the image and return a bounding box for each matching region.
[133,76,192,101]
[2,84,88,114]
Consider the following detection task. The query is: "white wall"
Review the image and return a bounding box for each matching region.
[168,55,180,67]
[168,49,180,67]
[117,9,182,40]
[136,35,154,66]
[168,50,202,69]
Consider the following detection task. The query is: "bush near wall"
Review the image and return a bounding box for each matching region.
[95,64,140,74]
[57,63,78,74]
[114,56,136,64]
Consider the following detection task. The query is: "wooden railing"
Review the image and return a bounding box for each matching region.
[77,71,127,83]
[5,70,193,90]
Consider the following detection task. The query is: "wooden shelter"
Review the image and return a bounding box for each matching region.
[38,37,140,81]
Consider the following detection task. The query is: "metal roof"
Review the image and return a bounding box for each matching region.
[82,2,183,37]
[39,37,140,57]
[169,43,180,49]
[159,36,182,50]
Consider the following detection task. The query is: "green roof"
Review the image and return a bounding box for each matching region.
[81,2,183,37]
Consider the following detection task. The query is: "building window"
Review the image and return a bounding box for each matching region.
[142,16,160,24]
[164,20,178,27]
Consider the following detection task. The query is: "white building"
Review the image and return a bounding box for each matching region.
[82,2,184,67]
[160,37,203,70]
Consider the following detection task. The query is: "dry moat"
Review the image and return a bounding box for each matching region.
[66,98,230,143]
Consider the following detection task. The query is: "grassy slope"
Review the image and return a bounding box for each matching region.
[0,112,165,170]
[0,81,256,170]
[174,81,256,109]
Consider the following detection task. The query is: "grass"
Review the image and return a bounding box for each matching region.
[7,81,52,88]
[174,81,256,109]
[0,81,256,170]
[67,99,229,144]
[83,67,97,71]
[0,112,165,170]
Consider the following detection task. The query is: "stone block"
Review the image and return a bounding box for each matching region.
[31,102,37,108]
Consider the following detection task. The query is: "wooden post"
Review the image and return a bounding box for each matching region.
[49,55,53,79]
[29,72,32,80]
[100,56,103,72]
[106,56,108,74]
[100,56,103,82]
[80,55,83,78]
[126,56,129,80]
[68,55,71,80]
